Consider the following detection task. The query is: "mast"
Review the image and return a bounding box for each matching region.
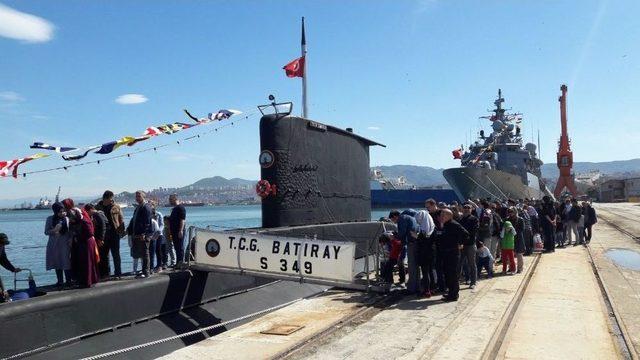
[301,17,308,118]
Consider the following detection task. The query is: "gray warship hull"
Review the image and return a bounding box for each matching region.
[443,167,548,201]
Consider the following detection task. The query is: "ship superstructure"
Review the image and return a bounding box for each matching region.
[443,90,553,201]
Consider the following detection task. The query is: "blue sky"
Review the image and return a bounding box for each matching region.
[0,0,638,201]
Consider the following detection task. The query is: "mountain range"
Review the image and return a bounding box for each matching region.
[372,158,640,187]
[3,159,640,208]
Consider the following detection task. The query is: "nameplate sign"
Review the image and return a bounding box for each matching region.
[193,229,356,283]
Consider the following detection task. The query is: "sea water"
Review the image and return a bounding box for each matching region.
[0,205,393,287]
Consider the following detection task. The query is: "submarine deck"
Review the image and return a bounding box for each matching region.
[158,203,640,360]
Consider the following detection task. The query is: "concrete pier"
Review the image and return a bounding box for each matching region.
[161,203,640,359]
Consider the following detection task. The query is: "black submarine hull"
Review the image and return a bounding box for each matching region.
[0,272,326,359]
[1,114,387,359]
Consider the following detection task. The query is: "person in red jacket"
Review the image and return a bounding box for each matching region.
[379,231,402,284]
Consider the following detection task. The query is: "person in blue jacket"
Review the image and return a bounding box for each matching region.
[389,209,420,294]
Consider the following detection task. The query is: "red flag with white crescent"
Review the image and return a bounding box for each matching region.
[283,56,305,78]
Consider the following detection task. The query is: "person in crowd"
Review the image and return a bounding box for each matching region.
[473,200,494,253]
[566,199,581,246]
[518,205,533,256]
[500,220,517,274]
[127,191,153,278]
[577,203,586,245]
[84,204,108,279]
[476,241,494,278]
[379,231,402,284]
[95,190,125,278]
[490,203,503,261]
[438,208,469,302]
[389,209,419,293]
[62,198,81,279]
[558,197,571,245]
[426,199,445,294]
[523,204,537,255]
[507,207,526,273]
[147,201,158,272]
[0,233,22,302]
[555,209,565,248]
[540,196,556,253]
[169,194,187,265]
[450,201,462,221]
[458,204,478,289]
[151,205,166,272]
[163,215,176,267]
[64,199,99,288]
[45,202,72,287]
[583,202,597,243]
[494,201,508,220]
[415,207,435,297]
[149,210,161,272]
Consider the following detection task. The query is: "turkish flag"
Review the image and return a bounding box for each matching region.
[452,149,463,159]
[283,56,305,78]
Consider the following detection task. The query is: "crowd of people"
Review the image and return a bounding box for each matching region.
[41,190,188,289]
[379,195,598,302]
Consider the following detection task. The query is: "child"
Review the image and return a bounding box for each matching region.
[500,220,516,274]
[476,241,494,278]
[379,231,402,284]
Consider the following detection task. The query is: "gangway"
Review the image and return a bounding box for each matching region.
[187,224,393,293]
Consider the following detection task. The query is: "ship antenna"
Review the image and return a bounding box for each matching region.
[537,129,541,160]
[301,17,308,118]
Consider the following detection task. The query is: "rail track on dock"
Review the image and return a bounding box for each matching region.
[589,204,640,360]
[273,207,640,360]
[597,205,640,242]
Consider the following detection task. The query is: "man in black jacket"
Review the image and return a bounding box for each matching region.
[566,199,582,246]
[458,204,478,289]
[127,191,153,278]
[438,209,469,302]
[582,202,597,243]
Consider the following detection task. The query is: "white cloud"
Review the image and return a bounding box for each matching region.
[367,126,381,131]
[0,3,54,43]
[0,91,25,102]
[115,93,148,105]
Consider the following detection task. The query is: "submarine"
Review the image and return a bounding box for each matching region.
[0,101,390,359]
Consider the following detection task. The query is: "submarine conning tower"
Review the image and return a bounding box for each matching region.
[258,113,384,228]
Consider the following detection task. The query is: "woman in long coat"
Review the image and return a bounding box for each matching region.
[64,199,99,288]
[45,202,72,286]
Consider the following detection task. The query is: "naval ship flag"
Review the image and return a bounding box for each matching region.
[283,56,305,78]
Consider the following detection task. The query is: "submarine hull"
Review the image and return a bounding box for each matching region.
[0,114,388,359]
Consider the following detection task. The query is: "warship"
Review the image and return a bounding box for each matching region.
[0,102,389,359]
[443,90,553,201]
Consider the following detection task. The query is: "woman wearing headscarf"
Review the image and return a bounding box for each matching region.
[45,202,73,287]
[63,198,100,288]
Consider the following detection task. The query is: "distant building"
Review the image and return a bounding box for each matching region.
[598,177,640,202]
[598,179,625,202]
[624,177,640,202]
